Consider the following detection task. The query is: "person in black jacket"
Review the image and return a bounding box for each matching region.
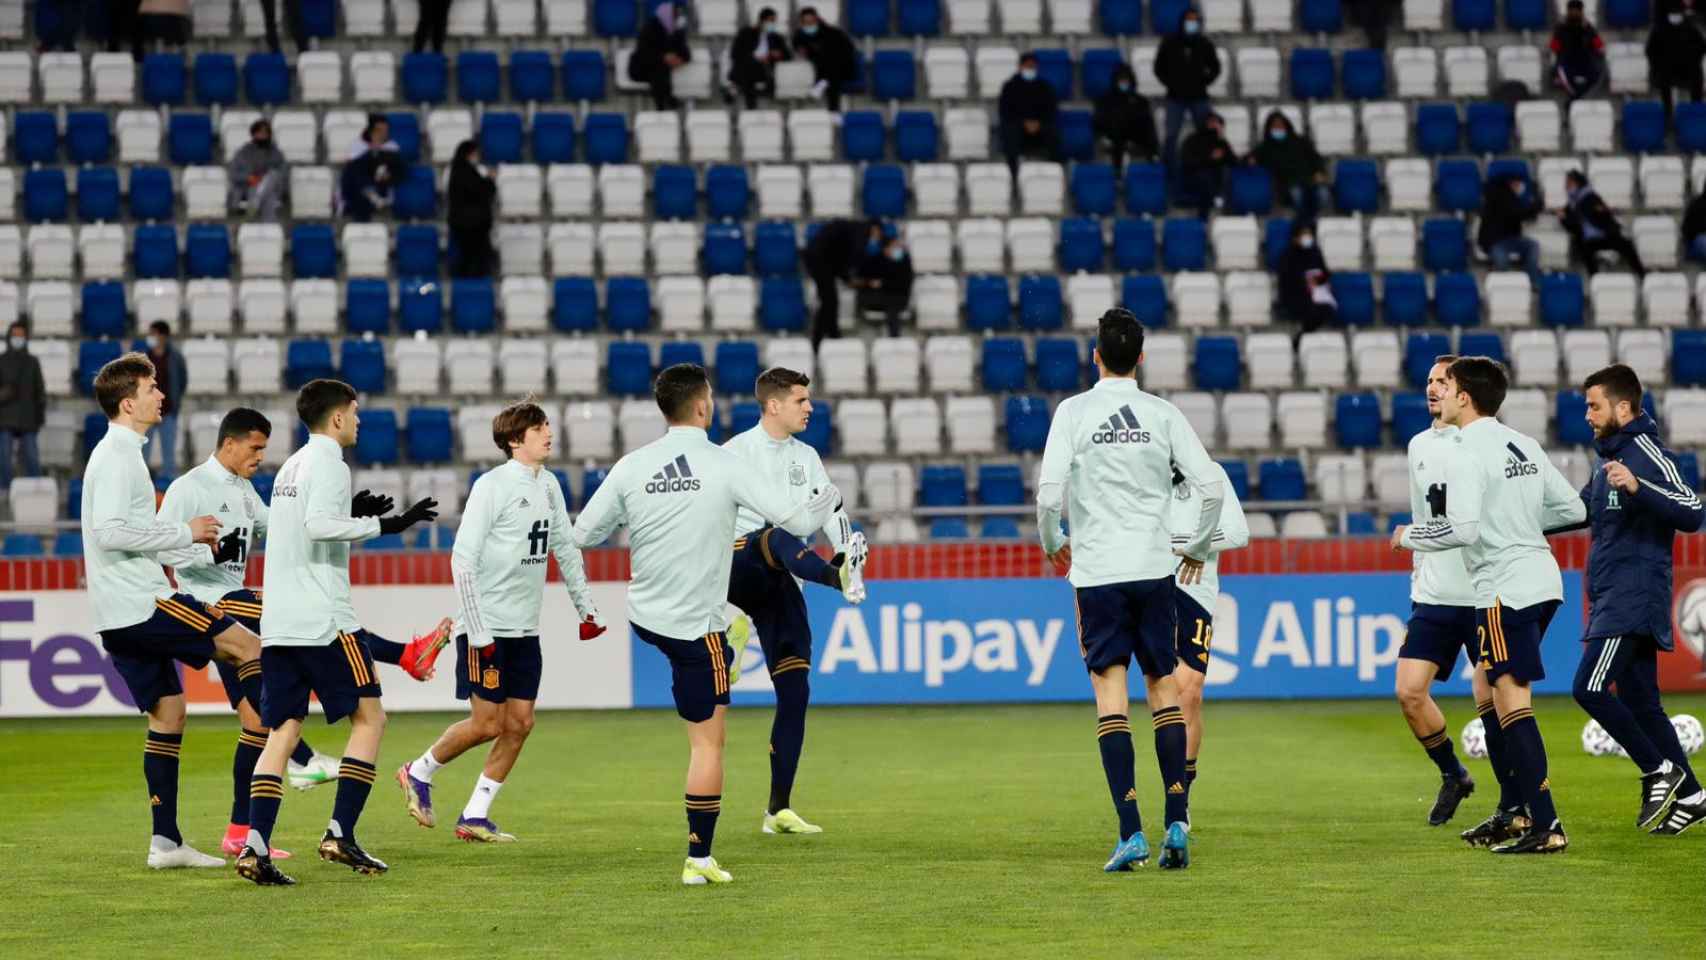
[340,120,407,222]
[1572,363,1706,833]
[793,7,858,111]
[1557,169,1646,276]
[1153,7,1221,175]
[413,0,451,53]
[629,1,693,110]
[1248,111,1329,225]
[1550,0,1605,102]
[1344,0,1396,51]
[1647,0,1706,130]
[855,236,915,337]
[1177,111,1233,219]
[447,140,497,278]
[1477,173,1542,287]
[0,321,46,493]
[803,219,884,350]
[726,7,791,108]
[1092,64,1158,175]
[1684,190,1706,261]
[999,52,1062,176]
[1275,224,1335,334]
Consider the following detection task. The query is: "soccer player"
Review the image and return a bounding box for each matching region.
[1165,460,1247,829]
[398,399,607,843]
[80,352,253,869]
[572,363,841,885]
[723,367,868,836]
[1037,308,1225,872]
[235,380,440,885]
[159,407,452,859]
[1394,356,1587,854]
[1571,364,1705,834]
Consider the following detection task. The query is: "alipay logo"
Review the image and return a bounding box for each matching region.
[819,602,1064,687]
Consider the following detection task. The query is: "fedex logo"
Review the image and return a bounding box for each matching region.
[0,599,136,710]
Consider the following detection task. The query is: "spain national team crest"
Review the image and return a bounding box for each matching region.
[482,667,501,690]
[788,464,808,486]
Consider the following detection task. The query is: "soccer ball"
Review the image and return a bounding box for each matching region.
[1673,714,1704,756]
[1460,717,1487,759]
[1676,583,1706,663]
[1582,718,1618,757]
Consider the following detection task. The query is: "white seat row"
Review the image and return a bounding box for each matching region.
[1169,390,1330,450]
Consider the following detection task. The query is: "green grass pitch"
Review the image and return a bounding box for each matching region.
[3,696,1703,958]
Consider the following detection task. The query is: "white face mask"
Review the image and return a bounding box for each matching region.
[7,336,24,350]
[1672,13,1686,23]
[147,335,162,351]
[1298,236,1315,249]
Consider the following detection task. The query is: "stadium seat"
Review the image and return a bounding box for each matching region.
[894,111,938,163]
[1194,337,1241,391]
[402,52,449,103]
[584,113,629,164]
[1421,220,1466,272]
[1434,271,1479,326]
[1258,459,1307,501]
[1335,393,1381,448]
[1035,338,1082,392]
[142,53,187,105]
[66,112,111,165]
[1112,219,1157,272]
[243,53,289,105]
[1162,218,1207,272]
[760,277,805,331]
[1058,219,1104,272]
[843,111,886,162]
[479,111,524,164]
[1018,276,1064,331]
[1004,396,1050,452]
[1124,163,1167,215]
[406,408,453,463]
[1464,102,1511,154]
[966,275,1012,331]
[290,225,336,279]
[1290,49,1333,100]
[1342,49,1385,100]
[863,165,907,218]
[872,50,916,101]
[285,339,335,389]
[1622,101,1666,153]
[1675,331,1706,385]
[1226,167,1273,215]
[1415,104,1459,156]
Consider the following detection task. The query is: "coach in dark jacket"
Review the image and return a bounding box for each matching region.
[793,6,858,111]
[998,52,1062,176]
[728,7,791,108]
[803,219,884,350]
[1092,65,1157,175]
[630,1,692,109]
[1154,7,1221,172]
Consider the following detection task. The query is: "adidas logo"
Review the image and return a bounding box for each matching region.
[1167,782,1185,795]
[219,502,230,513]
[150,794,162,806]
[1504,442,1539,478]
[645,454,702,494]
[1539,778,1551,792]
[688,832,702,843]
[1091,405,1152,445]
[519,497,531,508]
[1123,788,1137,802]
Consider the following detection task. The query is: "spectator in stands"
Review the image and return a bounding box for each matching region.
[350,113,400,159]
[448,140,497,279]
[144,320,186,484]
[1177,111,1234,219]
[0,322,46,494]
[1647,0,1706,130]
[1550,0,1605,102]
[228,119,286,222]
[35,0,82,52]
[999,52,1062,177]
[793,7,858,111]
[109,0,141,59]
[340,120,407,221]
[727,7,791,108]
[1154,7,1221,177]
[1092,64,1158,176]
[1683,189,1706,261]
[135,0,189,56]
[1477,173,1543,288]
[1344,0,1394,51]
[803,219,884,351]
[1557,169,1647,277]
[855,235,915,338]
[259,0,307,54]
[1276,226,1337,335]
[414,0,452,54]
[630,1,694,110]
[1248,111,1330,226]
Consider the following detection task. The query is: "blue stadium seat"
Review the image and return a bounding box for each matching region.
[52,532,82,556]
[585,113,630,164]
[244,53,290,105]
[929,518,969,539]
[1434,271,1480,325]
[1557,391,1592,445]
[81,411,106,455]
[1602,0,1649,27]
[1059,218,1106,272]
[1219,460,1251,501]
[706,164,750,220]
[358,409,402,464]
[291,224,337,278]
[346,280,391,334]
[1342,49,1385,99]
[714,341,760,394]
[1018,276,1064,330]
[1676,452,1702,491]
[66,112,112,164]
[1124,163,1167,215]
[1112,218,1157,271]
[1300,0,1344,32]
[1265,217,1294,268]
[1456,331,1506,367]
[553,277,598,331]
[1675,331,1706,385]
[1384,272,1428,325]
[1331,159,1379,213]
[286,339,335,389]
[78,166,121,221]
[479,111,524,164]
[872,50,916,100]
[1422,219,1467,271]
[898,0,941,35]
[1121,274,1168,326]
[451,279,495,333]
[1677,103,1706,153]
[607,341,653,396]
[849,0,891,34]
[1059,109,1095,161]
[2,534,44,557]
[863,164,907,217]
[1151,0,1191,32]
[606,277,651,331]
[1036,338,1083,391]
[168,113,213,164]
[1336,393,1382,448]
[728,401,761,436]
[129,167,173,221]
[142,53,187,105]
[340,339,387,393]
[966,275,1012,330]
[398,279,443,332]
[509,50,556,101]
[1035,48,1074,100]
[1258,459,1307,501]
[981,518,1021,539]
[1485,156,1531,192]
[185,224,230,278]
[1194,336,1241,390]
[361,533,405,551]
[1345,512,1377,536]
[1465,102,1512,154]
[978,464,1026,505]
[1622,101,1666,153]
[1505,0,1547,29]
[577,466,610,510]
[1072,163,1117,215]
[1290,48,1334,99]
[1453,0,1495,30]
[1392,393,1431,442]
[659,341,705,370]
[457,51,502,102]
[134,224,179,278]
[1331,273,1375,325]
[78,340,121,395]
[798,401,831,454]
[1415,104,1460,155]
[594,0,640,35]
[81,282,125,338]
[1005,396,1051,452]
[653,164,697,219]
[385,112,422,162]
[843,111,886,161]
[533,112,576,162]
[1162,218,1207,271]
[921,466,969,508]
[1101,0,1142,34]
[1405,333,1452,386]
[1539,273,1584,327]
[66,477,83,519]
[703,223,747,275]
[14,112,58,164]
[753,221,797,275]
[1081,48,1124,100]
[396,224,441,276]
[561,50,606,101]
[894,111,938,161]
[760,277,806,330]
[394,164,438,219]
[402,52,449,103]
[1227,166,1274,214]
[24,170,68,223]
[300,0,337,35]
[1435,160,1482,213]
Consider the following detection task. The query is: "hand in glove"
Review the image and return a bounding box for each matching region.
[578,609,608,641]
[379,497,439,535]
[351,488,394,518]
[212,529,244,565]
[806,483,843,517]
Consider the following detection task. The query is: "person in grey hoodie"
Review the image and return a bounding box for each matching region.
[228,119,287,221]
[0,322,46,492]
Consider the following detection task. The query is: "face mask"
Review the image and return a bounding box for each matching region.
[7,336,24,350]
[1671,13,1685,23]
[802,23,818,34]
[1298,236,1315,249]
[1184,20,1201,35]
[1270,128,1287,141]
[1117,81,1132,92]
[867,240,881,254]
[255,137,271,148]
[888,247,904,262]
[764,22,776,32]
[146,335,162,351]
[1021,68,1037,81]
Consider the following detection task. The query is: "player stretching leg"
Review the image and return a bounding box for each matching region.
[1572,365,1706,833]
[80,353,258,869]
[723,368,867,835]
[572,364,840,884]
[399,400,606,843]
[1395,357,1586,854]
[1037,310,1224,872]
[1165,462,1247,830]
[235,381,440,885]
[160,408,451,858]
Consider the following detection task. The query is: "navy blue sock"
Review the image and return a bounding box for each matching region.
[235,659,265,720]
[1501,710,1560,831]
[1096,715,1141,839]
[686,794,721,857]
[1184,757,1198,805]
[290,738,314,766]
[1479,700,1523,813]
[330,757,377,841]
[143,731,183,844]
[246,774,284,853]
[1152,706,1189,826]
[768,669,810,815]
[362,632,407,665]
[1418,726,1466,778]
[763,528,842,590]
[231,728,267,824]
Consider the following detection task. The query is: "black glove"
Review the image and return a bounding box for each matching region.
[351,488,394,518]
[379,497,439,535]
[212,530,243,565]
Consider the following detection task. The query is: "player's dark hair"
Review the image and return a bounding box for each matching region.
[296,378,358,430]
[654,363,711,423]
[148,319,171,337]
[217,407,272,447]
[755,367,811,408]
[1446,356,1509,417]
[93,351,156,418]
[1584,363,1644,414]
[492,397,550,458]
[1096,308,1144,376]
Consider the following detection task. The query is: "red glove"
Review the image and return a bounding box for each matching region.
[579,614,607,641]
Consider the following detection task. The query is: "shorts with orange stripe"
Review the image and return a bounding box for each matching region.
[98,592,235,713]
[1475,599,1561,686]
[213,589,266,707]
[631,622,734,723]
[258,631,383,728]
[454,634,542,703]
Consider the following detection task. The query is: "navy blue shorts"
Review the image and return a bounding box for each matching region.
[1173,587,1214,675]
[213,589,265,708]
[1401,602,1477,682]
[454,634,543,703]
[632,622,733,723]
[99,593,236,714]
[1476,599,1561,686]
[259,631,382,728]
[1075,577,1178,678]
[727,529,813,679]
